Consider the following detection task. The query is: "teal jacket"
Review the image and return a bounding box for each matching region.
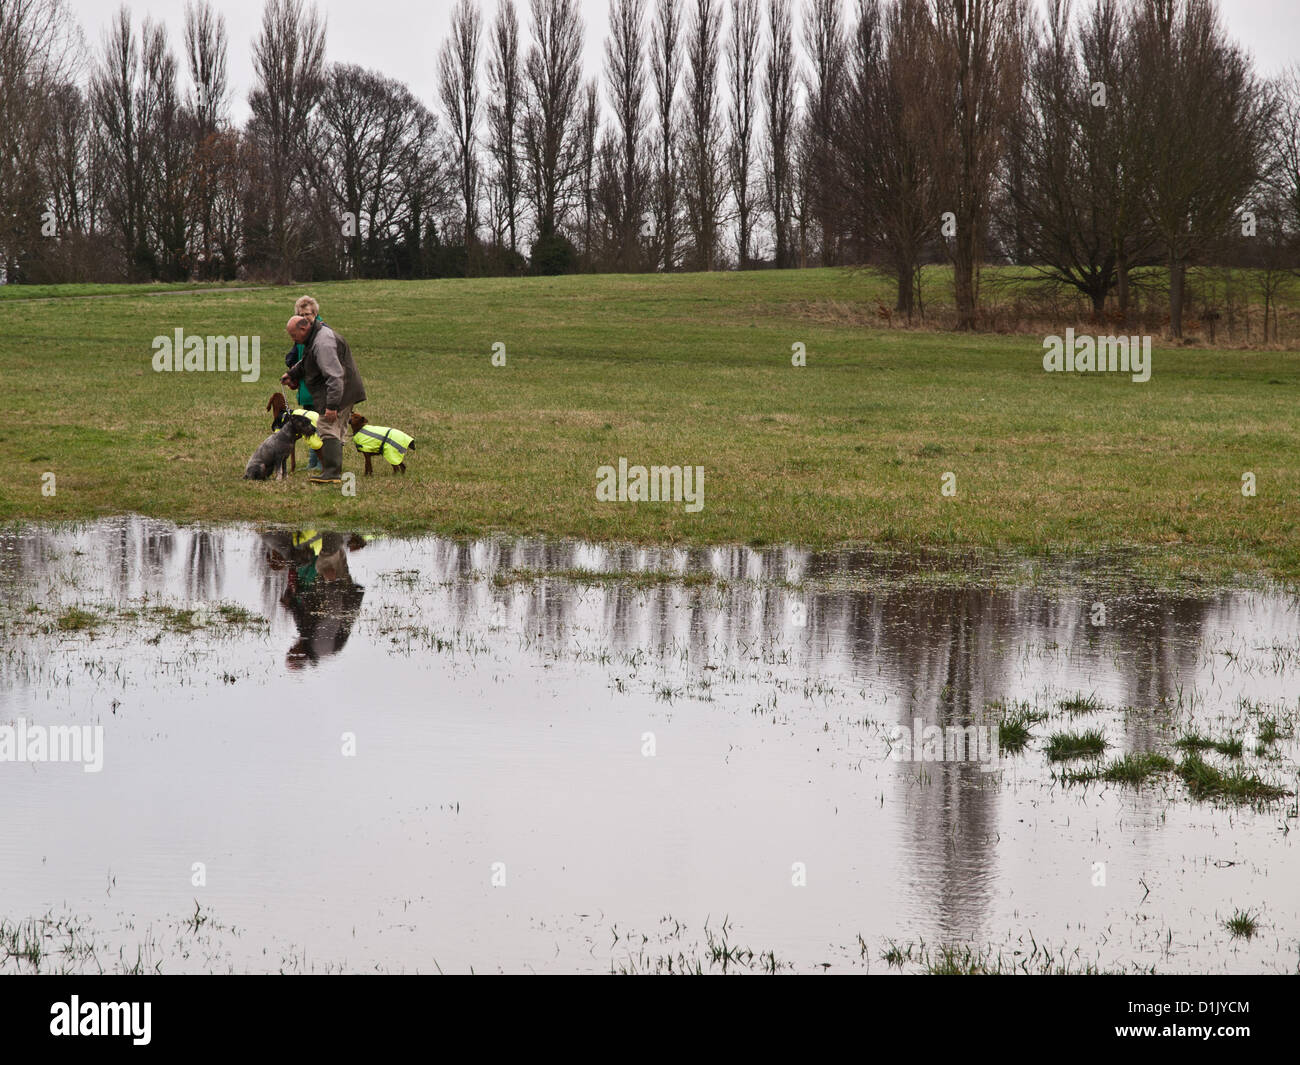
[287,317,325,409]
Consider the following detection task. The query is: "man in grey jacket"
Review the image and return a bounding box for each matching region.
[281,315,367,485]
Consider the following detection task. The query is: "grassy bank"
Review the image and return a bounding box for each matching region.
[3,268,1298,581]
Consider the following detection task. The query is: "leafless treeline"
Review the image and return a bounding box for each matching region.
[1,0,1297,332]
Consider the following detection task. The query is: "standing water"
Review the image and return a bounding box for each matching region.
[1,516,1297,973]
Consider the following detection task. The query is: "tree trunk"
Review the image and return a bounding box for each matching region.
[1168,254,1185,339]
[896,260,914,318]
[1115,248,1130,320]
[953,230,976,331]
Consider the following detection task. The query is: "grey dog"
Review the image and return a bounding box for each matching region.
[244,413,317,480]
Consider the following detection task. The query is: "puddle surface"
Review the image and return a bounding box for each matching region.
[1,517,1298,973]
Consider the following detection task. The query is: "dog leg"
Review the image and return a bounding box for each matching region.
[364,454,374,476]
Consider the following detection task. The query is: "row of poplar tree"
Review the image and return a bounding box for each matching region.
[1,0,1297,334]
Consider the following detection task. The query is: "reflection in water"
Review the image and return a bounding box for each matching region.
[0,516,1297,973]
[256,530,369,668]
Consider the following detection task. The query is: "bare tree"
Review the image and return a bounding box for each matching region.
[439,0,483,264]
[1077,0,1157,318]
[320,64,386,276]
[249,0,326,280]
[185,0,227,134]
[835,0,986,317]
[791,107,812,265]
[398,100,453,276]
[485,0,524,253]
[649,0,683,269]
[320,64,445,277]
[0,0,78,278]
[926,0,1028,330]
[184,0,229,279]
[998,0,1124,316]
[727,0,761,268]
[206,126,245,278]
[1129,0,1273,337]
[602,0,650,270]
[142,19,191,280]
[763,0,796,267]
[577,77,599,265]
[92,7,154,278]
[682,0,725,269]
[802,0,845,265]
[520,0,585,259]
[1272,66,1300,240]
[40,82,94,236]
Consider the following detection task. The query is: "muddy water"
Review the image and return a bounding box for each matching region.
[1,516,1297,973]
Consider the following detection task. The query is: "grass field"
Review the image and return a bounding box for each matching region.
[2,267,1298,582]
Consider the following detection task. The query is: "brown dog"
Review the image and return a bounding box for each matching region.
[266,392,295,474]
[348,412,415,475]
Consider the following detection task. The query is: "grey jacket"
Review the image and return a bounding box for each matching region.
[287,323,367,411]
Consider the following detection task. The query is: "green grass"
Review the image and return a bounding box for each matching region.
[1174,733,1244,758]
[992,702,1047,753]
[13,599,267,638]
[1065,747,1290,801]
[0,280,261,301]
[1066,751,1176,785]
[1058,693,1105,714]
[878,937,1122,974]
[491,566,725,589]
[1224,909,1260,940]
[5,268,1300,581]
[1045,729,1108,761]
[1176,753,1289,803]
[55,607,98,632]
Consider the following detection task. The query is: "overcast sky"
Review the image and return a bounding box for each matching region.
[61,0,1297,125]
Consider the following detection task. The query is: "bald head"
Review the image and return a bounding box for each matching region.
[286,315,312,342]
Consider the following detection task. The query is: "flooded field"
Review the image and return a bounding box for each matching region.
[1,516,1298,973]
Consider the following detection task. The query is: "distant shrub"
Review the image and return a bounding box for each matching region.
[530,233,577,276]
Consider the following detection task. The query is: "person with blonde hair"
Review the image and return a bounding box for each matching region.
[281,312,368,486]
[284,296,325,472]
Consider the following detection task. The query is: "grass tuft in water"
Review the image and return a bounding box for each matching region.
[1065,752,1175,786]
[55,607,98,632]
[1224,909,1259,939]
[1058,693,1104,714]
[1176,754,1288,803]
[1175,733,1244,758]
[493,567,735,590]
[1256,716,1290,747]
[1045,729,1108,762]
[991,701,1047,754]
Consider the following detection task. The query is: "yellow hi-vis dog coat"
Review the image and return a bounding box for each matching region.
[353,425,414,466]
[291,409,323,450]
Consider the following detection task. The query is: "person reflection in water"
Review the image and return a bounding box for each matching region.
[260,530,370,668]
